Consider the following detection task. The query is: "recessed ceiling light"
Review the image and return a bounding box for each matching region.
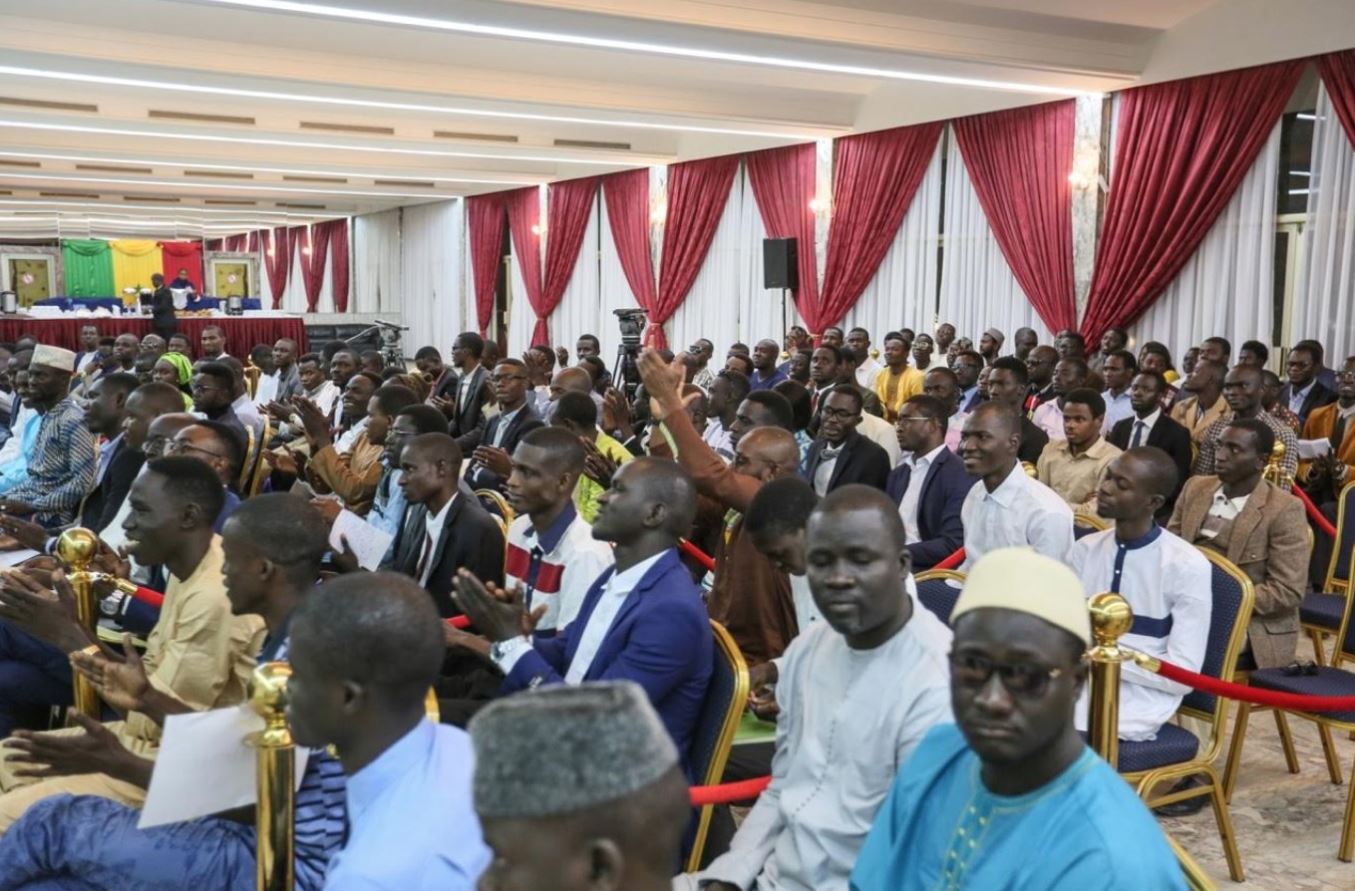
[199,0,1090,96]
[0,198,329,217]
[0,170,457,199]
[0,64,831,139]
[0,149,536,186]
[0,119,649,166]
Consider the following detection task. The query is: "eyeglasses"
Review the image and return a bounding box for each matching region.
[820,407,860,421]
[949,652,1067,699]
[169,441,226,462]
[895,415,933,423]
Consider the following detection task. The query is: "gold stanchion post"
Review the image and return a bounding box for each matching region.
[1086,592,1133,768]
[250,662,295,891]
[55,528,102,718]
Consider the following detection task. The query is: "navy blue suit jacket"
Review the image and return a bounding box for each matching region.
[885,446,976,570]
[501,548,713,776]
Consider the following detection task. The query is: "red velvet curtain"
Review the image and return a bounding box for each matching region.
[468,194,507,336]
[814,122,944,334]
[264,227,292,310]
[320,219,350,313]
[159,241,204,290]
[1317,50,1355,146]
[601,169,659,338]
[746,142,819,320]
[953,100,1077,333]
[540,177,599,345]
[1079,60,1304,344]
[651,155,739,349]
[505,187,545,340]
[297,224,329,313]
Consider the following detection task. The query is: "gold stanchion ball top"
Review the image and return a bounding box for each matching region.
[1021,461,1038,479]
[1087,592,1133,645]
[1270,441,1286,461]
[249,661,293,718]
[55,528,99,570]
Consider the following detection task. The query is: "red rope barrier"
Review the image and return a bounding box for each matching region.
[446,615,471,629]
[131,586,164,609]
[1152,657,1355,712]
[680,538,716,573]
[1292,484,1338,540]
[688,775,771,806]
[934,547,965,571]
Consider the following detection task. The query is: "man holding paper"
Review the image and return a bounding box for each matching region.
[0,495,355,888]
[0,457,264,831]
[303,383,419,516]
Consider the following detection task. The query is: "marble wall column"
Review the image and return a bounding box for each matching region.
[1071,94,1113,321]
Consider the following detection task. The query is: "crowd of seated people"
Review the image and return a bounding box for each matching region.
[0,316,1341,890]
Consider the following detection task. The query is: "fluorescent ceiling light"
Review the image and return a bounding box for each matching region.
[198,0,1090,96]
[0,198,329,216]
[0,119,646,166]
[0,149,535,186]
[0,64,829,139]
[0,170,459,199]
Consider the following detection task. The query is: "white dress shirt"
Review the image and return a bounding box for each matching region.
[562,549,668,683]
[418,495,456,587]
[1033,399,1067,441]
[1289,380,1316,416]
[959,462,1074,570]
[855,357,883,391]
[898,444,945,544]
[335,415,369,455]
[1070,527,1211,740]
[1125,407,1162,449]
[697,592,954,891]
[857,412,902,466]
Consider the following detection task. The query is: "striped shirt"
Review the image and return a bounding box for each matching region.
[505,503,613,635]
[8,396,96,526]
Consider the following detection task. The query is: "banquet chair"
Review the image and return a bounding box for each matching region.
[1119,548,1253,882]
[913,569,966,625]
[246,417,273,497]
[1074,512,1111,540]
[1299,481,1355,666]
[685,620,749,873]
[1224,546,1355,861]
[238,424,256,494]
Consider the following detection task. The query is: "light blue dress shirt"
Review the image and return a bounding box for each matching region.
[850,724,1185,891]
[368,462,406,566]
[0,410,40,495]
[324,720,489,891]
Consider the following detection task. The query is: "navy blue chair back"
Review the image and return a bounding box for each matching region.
[914,570,966,625]
[1186,551,1254,717]
[685,620,748,871]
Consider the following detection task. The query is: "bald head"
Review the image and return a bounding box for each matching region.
[816,484,906,548]
[739,427,801,476]
[613,457,697,539]
[551,366,593,399]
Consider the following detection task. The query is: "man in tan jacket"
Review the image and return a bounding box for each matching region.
[1169,418,1307,669]
[1170,358,1228,448]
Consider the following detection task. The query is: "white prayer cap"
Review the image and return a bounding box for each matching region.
[984,327,1006,344]
[952,547,1090,646]
[469,681,679,821]
[30,345,75,372]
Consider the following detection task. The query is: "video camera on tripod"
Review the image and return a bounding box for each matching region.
[613,308,647,401]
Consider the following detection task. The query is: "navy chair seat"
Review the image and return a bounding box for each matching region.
[1117,723,1200,773]
[1249,666,1355,723]
[916,577,962,625]
[1301,591,1347,630]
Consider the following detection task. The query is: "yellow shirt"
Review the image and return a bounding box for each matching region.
[121,536,266,752]
[1036,437,1122,515]
[875,367,925,422]
[573,430,634,524]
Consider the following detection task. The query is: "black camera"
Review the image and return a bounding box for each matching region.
[614,308,648,350]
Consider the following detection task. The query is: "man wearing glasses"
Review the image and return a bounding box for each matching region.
[803,385,890,496]
[851,548,1184,891]
[886,395,975,571]
[464,359,544,494]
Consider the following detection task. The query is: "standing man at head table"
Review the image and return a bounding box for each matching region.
[148,274,176,344]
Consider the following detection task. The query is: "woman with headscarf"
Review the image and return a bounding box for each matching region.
[152,351,195,410]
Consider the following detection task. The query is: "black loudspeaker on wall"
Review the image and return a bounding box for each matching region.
[763,238,799,291]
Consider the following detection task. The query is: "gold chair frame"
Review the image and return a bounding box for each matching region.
[244,417,273,497]
[685,620,750,873]
[1121,548,1254,883]
[1073,512,1111,533]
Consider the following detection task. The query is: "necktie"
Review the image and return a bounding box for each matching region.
[1130,421,1146,449]
[415,530,435,582]
[1332,415,1348,451]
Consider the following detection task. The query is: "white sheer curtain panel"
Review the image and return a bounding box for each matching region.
[937,131,1054,347]
[666,167,745,353]
[842,141,943,342]
[549,195,602,354]
[507,243,534,357]
[1134,122,1280,362]
[352,209,402,315]
[1296,84,1355,363]
[738,173,808,346]
[400,200,464,353]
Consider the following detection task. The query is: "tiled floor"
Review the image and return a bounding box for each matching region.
[1158,695,1355,888]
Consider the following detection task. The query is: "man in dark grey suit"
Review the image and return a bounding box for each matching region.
[803,385,890,495]
[1107,371,1193,521]
[886,394,976,570]
[464,359,544,492]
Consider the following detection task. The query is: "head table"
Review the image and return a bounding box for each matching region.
[0,311,309,353]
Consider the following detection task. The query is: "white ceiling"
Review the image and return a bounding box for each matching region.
[0,0,1349,239]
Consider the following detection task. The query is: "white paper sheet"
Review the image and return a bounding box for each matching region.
[1298,438,1333,460]
[329,509,394,571]
[0,549,40,567]
[138,705,308,829]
